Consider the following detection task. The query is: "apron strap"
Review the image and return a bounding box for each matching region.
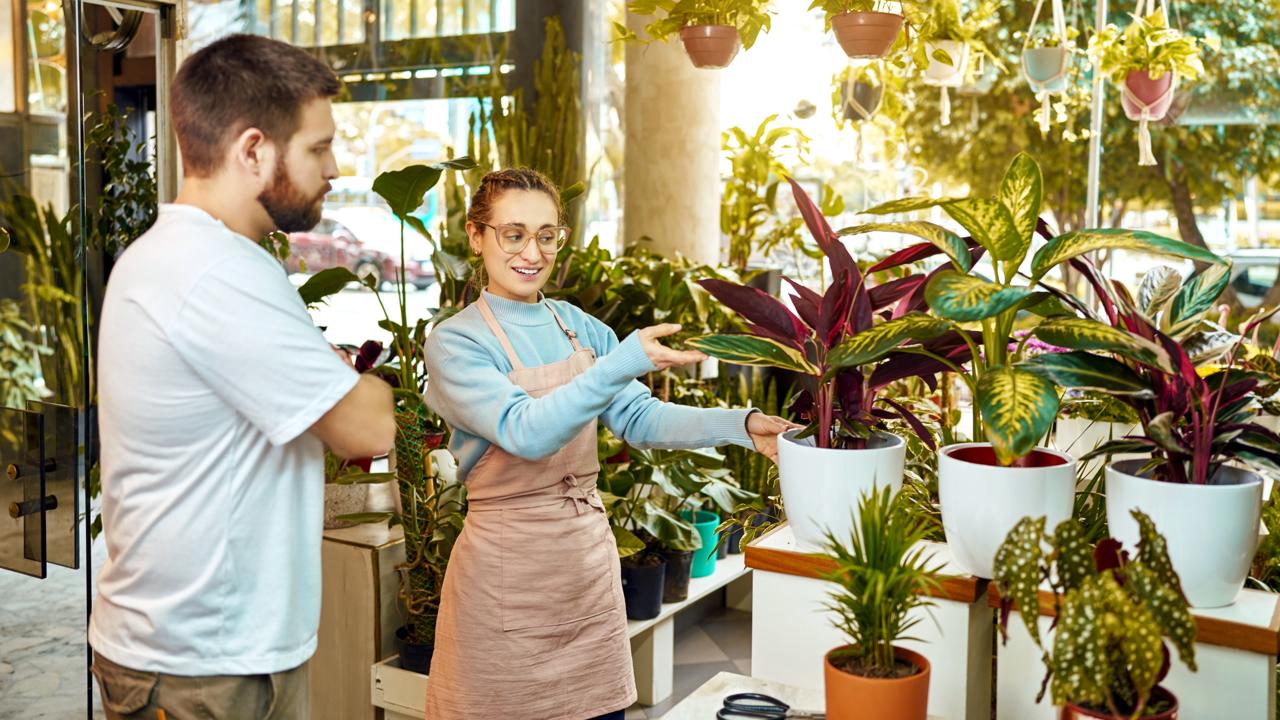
[544,301,585,353]
[476,295,526,371]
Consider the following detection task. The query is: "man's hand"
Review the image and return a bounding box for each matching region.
[746,413,801,463]
[637,324,707,371]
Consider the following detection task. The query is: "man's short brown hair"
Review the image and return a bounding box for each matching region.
[171,34,341,178]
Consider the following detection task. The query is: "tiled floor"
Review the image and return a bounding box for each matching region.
[625,606,753,719]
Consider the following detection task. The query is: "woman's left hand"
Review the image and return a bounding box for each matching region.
[746,413,801,463]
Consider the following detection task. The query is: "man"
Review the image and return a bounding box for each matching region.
[90,34,395,719]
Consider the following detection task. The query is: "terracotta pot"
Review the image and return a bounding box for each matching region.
[679,25,741,69]
[1060,686,1178,719]
[824,645,930,720]
[1121,70,1174,121]
[831,11,903,59]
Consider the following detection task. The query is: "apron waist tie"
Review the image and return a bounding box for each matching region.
[562,473,605,515]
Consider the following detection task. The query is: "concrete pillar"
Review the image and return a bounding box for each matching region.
[623,12,721,266]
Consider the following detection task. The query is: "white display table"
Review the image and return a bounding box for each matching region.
[745,524,992,720]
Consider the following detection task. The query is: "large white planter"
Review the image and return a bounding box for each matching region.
[1107,459,1263,608]
[776,429,905,550]
[938,443,1076,578]
[923,40,970,87]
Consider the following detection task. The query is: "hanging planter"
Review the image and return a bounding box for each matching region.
[911,0,1001,126]
[1020,0,1075,134]
[830,10,904,59]
[679,24,741,68]
[1088,5,1205,165]
[619,0,774,71]
[923,40,969,127]
[841,78,884,122]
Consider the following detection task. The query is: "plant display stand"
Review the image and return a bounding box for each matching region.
[311,523,405,720]
[745,524,993,720]
[371,554,753,714]
[992,585,1280,719]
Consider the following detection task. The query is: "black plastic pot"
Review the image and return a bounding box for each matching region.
[621,554,667,620]
[396,626,434,675]
[726,524,746,554]
[717,536,730,559]
[661,548,695,603]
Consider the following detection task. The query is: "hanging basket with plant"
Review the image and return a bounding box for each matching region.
[912,0,1002,126]
[1021,0,1079,135]
[1088,3,1206,165]
[618,0,776,69]
[811,0,918,60]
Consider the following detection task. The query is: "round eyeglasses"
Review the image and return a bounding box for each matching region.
[477,222,571,255]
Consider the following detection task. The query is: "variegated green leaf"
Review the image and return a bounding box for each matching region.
[1145,412,1187,455]
[942,198,1025,264]
[837,221,972,272]
[1030,228,1226,282]
[1032,318,1173,373]
[998,153,1043,248]
[925,270,1034,322]
[612,525,647,559]
[1132,509,1187,605]
[1021,352,1152,397]
[1050,577,1113,708]
[994,516,1047,646]
[1169,264,1232,328]
[977,365,1059,465]
[1117,590,1165,705]
[1126,564,1197,672]
[1138,266,1182,317]
[860,195,956,215]
[1051,518,1094,593]
[827,313,953,369]
[688,335,819,375]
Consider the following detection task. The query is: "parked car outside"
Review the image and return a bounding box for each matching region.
[286,207,434,291]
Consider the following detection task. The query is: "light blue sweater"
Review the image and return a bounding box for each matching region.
[424,291,755,482]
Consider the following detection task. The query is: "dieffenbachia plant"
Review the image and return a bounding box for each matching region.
[994,512,1196,717]
[842,152,1226,465]
[689,176,976,451]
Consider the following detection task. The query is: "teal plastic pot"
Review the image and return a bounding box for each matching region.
[1022,47,1069,93]
[682,510,720,578]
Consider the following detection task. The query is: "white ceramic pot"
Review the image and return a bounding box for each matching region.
[776,429,906,550]
[1050,417,1141,481]
[938,443,1076,578]
[923,40,970,87]
[1107,459,1263,607]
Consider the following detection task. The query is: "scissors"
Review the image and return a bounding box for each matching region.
[717,692,825,719]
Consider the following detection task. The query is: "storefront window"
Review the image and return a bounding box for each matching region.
[27,0,66,114]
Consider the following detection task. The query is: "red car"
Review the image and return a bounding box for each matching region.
[287,208,434,290]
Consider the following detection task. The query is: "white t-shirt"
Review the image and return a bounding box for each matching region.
[89,204,359,676]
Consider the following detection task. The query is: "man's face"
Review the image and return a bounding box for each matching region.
[258,97,338,233]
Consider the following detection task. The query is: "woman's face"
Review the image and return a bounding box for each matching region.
[467,189,562,304]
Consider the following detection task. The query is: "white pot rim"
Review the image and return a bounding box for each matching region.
[940,442,1075,468]
[780,428,904,451]
[1108,458,1263,489]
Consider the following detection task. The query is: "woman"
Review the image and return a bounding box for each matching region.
[423,168,793,720]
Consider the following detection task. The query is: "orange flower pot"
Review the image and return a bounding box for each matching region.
[831,11,903,59]
[824,645,930,720]
[679,25,741,69]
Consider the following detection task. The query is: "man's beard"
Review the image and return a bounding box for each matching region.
[258,155,326,233]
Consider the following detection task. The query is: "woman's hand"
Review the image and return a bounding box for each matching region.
[746,413,801,463]
[637,324,708,370]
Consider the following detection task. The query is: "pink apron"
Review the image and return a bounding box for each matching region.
[424,297,636,719]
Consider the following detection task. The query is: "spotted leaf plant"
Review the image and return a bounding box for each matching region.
[993,512,1197,718]
[841,152,1226,465]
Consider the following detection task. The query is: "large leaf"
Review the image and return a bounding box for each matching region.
[1032,318,1172,372]
[998,153,1042,250]
[860,195,954,215]
[1030,229,1226,282]
[838,221,972,273]
[612,525,647,559]
[1021,352,1152,397]
[942,198,1024,264]
[925,270,1033,322]
[1169,264,1231,329]
[827,313,953,369]
[372,157,476,217]
[787,176,856,282]
[297,266,362,307]
[698,278,807,346]
[1137,266,1182,317]
[977,365,1059,464]
[687,335,819,375]
[639,505,700,552]
[993,516,1047,646]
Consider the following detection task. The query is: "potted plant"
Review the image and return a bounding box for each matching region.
[821,485,939,720]
[912,0,1001,125]
[720,115,810,275]
[834,63,886,124]
[810,0,915,60]
[692,176,973,549]
[845,152,1223,578]
[618,0,775,69]
[1027,259,1279,607]
[993,511,1197,718]
[1087,8,1205,165]
[1021,9,1079,134]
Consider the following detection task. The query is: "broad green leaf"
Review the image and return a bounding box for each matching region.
[1138,266,1182,317]
[827,313,953,369]
[1021,352,1152,397]
[1117,590,1165,704]
[1020,292,1076,318]
[297,267,361,307]
[998,153,1043,248]
[1169,264,1231,328]
[639,505,701,552]
[1052,519,1094,593]
[977,365,1059,464]
[1032,318,1172,372]
[373,165,444,217]
[993,516,1047,645]
[837,221,971,272]
[687,335,819,375]
[1126,563,1197,671]
[942,198,1024,264]
[1050,576,1113,707]
[925,270,1033,322]
[1145,412,1186,455]
[1030,228,1226,282]
[612,525,647,559]
[860,195,955,215]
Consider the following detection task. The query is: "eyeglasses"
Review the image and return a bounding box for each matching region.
[477,221,571,255]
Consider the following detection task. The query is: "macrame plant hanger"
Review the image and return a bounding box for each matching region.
[1122,0,1176,165]
[842,63,883,162]
[1023,0,1070,135]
